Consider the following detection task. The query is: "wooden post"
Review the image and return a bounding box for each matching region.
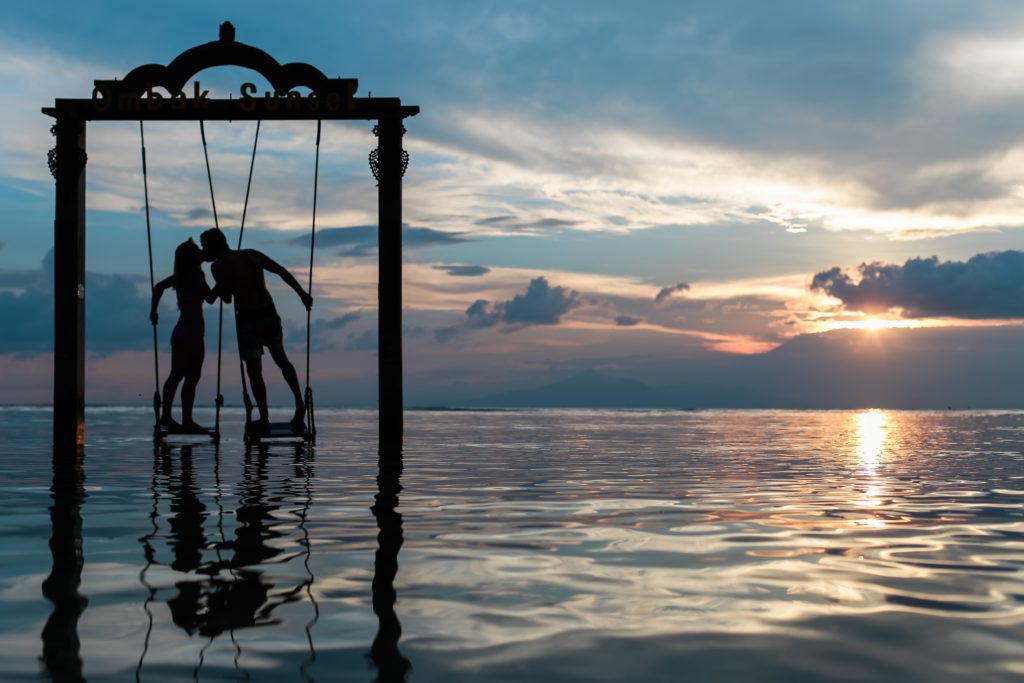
[51,116,87,450]
[376,118,404,451]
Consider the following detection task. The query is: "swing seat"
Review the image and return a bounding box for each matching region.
[154,424,220,441]
[243,421,313,444]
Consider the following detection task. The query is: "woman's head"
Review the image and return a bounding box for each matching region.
[173,239,203,281]
[172,239,205,300]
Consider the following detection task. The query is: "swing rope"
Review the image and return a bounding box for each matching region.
[140,121,161,431]
[199,120,226,437]
[234,120,261,432]
[237,120,261,250]
[304,120,321,438]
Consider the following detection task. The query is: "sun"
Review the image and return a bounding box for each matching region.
[859,317,893,332]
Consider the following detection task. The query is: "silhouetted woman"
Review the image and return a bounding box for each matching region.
[150,239,216,432]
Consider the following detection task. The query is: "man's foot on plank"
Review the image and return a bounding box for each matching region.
[181,421,208,434]
[290,407,306,435]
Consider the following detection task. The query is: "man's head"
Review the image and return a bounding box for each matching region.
[199,228,229,261]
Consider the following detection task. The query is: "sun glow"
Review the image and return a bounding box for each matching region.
[813,316,1019,335]
[824,317,926,332]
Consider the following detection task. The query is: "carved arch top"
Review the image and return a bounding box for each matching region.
[95,22,357,98]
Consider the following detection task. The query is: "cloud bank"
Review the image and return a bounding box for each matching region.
[811,250,1024,319]
[436,276,581,342]
[0,250,154,355]
[290,225,470,258]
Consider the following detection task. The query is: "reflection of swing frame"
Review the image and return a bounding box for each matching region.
[44,22,417,450]
[137,442,319,679]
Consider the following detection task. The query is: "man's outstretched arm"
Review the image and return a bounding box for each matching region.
[261,253,313,310]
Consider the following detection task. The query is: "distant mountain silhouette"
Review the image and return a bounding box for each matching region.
[457,326,1024,409]
[468,369,666,408]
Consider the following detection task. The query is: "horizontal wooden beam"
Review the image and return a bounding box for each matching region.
[43,97,418,122]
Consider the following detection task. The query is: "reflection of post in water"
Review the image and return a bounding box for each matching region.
[294,443,320,682]
[41,446,88,683]
[370,447,411,682]
[136,441,165,680]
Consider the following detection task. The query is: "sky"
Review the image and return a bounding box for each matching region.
[4,0,1024,407]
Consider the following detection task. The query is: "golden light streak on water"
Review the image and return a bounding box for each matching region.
[855,409,889,469]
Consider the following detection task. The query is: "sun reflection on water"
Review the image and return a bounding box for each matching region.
[852,410,892,529]
[855,409,889,469]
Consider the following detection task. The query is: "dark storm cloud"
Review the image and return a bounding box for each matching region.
[465,298,501,328]
[435,277,581,342]
[433,326,460,344]
[529,218,580,228]
[0,261,52,355]
[811,250,1024,319]
[655,282,690,303]
[186,207,214,221]
[290,225,371,248]
[476,216,515,226]
[472,215,580,231]
[433,264,491,277]
[346,329,377,352]
[0,267,46,289]
[286,311,362,344]
[290,225,470,258]
[615,315,642,326]
[321,312,362,329]
[0,250,153,355]
[500,277,581,325]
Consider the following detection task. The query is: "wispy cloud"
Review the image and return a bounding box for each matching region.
[655,282,690,303]
[433,264,491,277]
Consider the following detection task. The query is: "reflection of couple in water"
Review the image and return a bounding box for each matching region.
[150,228,313,435]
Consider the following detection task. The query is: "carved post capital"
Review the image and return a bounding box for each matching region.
[48,121,88,180]
[369,122,409,182]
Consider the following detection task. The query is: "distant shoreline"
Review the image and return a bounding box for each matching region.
[1,404,1021,412]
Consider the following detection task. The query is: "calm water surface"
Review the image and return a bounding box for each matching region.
[2,408,1024,681]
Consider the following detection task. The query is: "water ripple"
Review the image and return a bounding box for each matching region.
[3,408,1024,681]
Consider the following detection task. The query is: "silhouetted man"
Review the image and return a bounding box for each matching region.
[200,228,312,434]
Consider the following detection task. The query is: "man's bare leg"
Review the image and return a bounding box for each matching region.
[268,342,305,432]
[245,355,270,433]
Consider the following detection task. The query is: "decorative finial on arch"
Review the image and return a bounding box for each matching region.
[97,23,358,98]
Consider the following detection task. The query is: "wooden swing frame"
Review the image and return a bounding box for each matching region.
[44,23,418,452]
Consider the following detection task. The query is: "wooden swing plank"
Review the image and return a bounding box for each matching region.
[154,426,219,441]
[244,422,313,443]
